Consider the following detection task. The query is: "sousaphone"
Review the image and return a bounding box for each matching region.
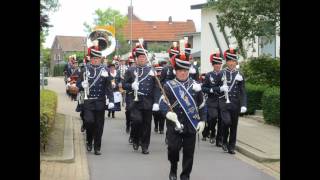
[87,25,116,57]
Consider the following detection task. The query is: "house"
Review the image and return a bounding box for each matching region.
[50,35,86,72]
[121,6,197,49]
[191,3,280,74]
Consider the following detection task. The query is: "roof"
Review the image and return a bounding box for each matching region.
[52,36,86,51]
[121,19,196,41]
[190,3,208,10]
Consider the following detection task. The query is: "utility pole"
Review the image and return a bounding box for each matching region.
[130,0,133,52]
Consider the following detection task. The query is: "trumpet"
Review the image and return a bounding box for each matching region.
[133,70,139,101]
[223,71,230,103]
[83,65,89,100]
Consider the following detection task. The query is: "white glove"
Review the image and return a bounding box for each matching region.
[67,77,71,81]
[108,103,115,109]
[192,82,201,92]
[235,73,243,81]
[166,111,182,129]
[220,85,228,92]
[152,103,160,111]
[196,121,205,134]
[240,106,247,113]
[105,98,109,105]
[131,82,139,91]
[210,88,214,93]
[81,81,89,89]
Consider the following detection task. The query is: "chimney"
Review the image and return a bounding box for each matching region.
[128,6,133,17]
[168,16,172,24]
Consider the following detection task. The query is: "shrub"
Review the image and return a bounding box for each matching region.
[261,87,280,126]
[241,55,280,87]
[245,83,269,115]
[53,64,65,76]
[40,90,58,150]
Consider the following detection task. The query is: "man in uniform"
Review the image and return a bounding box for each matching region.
[201,50,224,146]
[184,39,199,82]
[125,55,135,144]
[219,47,247,154]
[152,63,165,134]
[123,45,160,154]
[76,48,115,155]
[159,53,206,180]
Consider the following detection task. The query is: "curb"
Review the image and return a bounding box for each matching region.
[236,140,280,163]
[41,115,75,163]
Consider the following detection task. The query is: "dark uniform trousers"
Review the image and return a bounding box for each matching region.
[220,98,240,150]
[83,109,105,151]
[131,109,153,148]
[153,111,165,132]
[167,122,196,180]
[202,108,222,143]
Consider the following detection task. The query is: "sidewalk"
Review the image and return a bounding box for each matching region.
[40,116,90,180]
[237,115,280,163]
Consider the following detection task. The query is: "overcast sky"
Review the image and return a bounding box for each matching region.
[44,0,207,48]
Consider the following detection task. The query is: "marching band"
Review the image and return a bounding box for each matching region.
[63,24,247,179]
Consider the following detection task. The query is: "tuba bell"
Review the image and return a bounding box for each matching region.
[87,25,116,57]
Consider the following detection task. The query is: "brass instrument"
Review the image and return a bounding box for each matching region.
[222,71,230,103]
[133,70,139,101]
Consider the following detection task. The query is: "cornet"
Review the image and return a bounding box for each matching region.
[223,72,230,103]
[133,70,139,101]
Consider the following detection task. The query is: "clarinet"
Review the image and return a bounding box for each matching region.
[83,59,89,100]
[223,71,231,103]
[133,69,139,101]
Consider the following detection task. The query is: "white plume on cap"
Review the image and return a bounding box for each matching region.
[179,39,185,53]
[173,42,177,47]
[229,44,237,49]
[213,48,220,54]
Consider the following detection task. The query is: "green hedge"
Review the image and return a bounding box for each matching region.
[40,90,58,150]
[245,83,269,115]
[261,87,280,126]
[53,64,65,77]
[241,55,280,87]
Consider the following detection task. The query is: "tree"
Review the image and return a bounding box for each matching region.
[83,8,129,58]
[206,0,280,58]
[40,0,60,47]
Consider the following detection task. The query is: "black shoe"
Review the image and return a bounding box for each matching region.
[87,144,92,152]
[94,150,101,155]
[112,114,115,118]
[216,141,222,147]
[209,138,216,144]
[142,148,149,154]
[169,173,177,180]
[81,125,85,132]
[222,144,228,152]
[107,112,110,118]
[228,149,236,154]
[126,127,130,134]
[133,143,139,150]
[159,130,164,134]
[154,127,158,133]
